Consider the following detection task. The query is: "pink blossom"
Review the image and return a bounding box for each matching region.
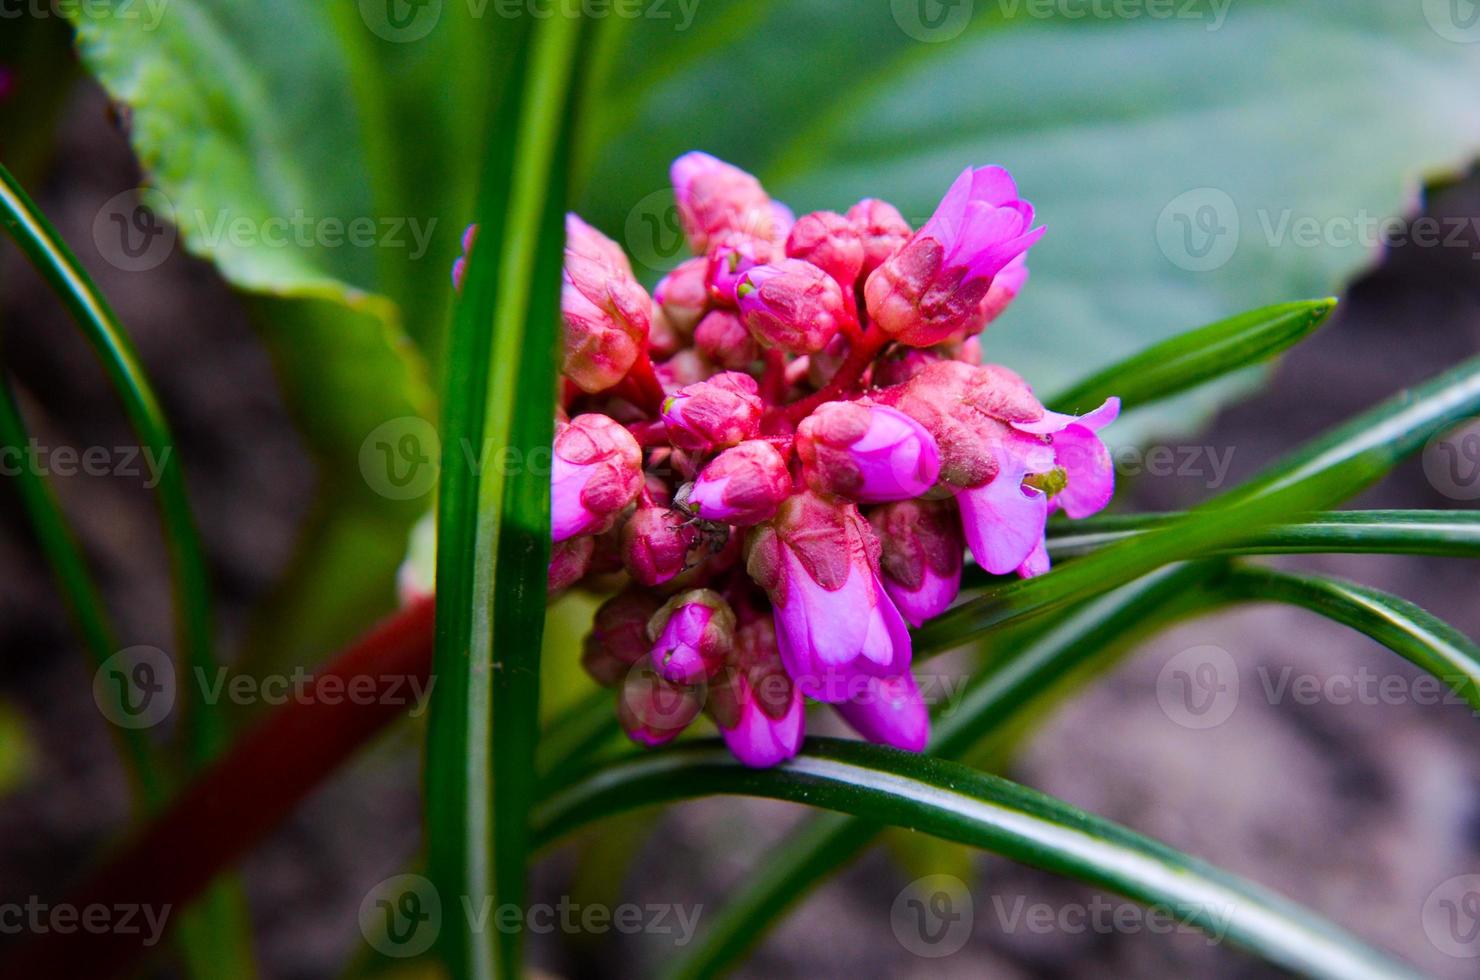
[671,152,780,253]
[796,401,941,503]
[846,198,912,278]
[561,214,653,392]
[684,440,791,526]
[647,589,736,685]
[736,259,849,355]
[864,167,1043,347]
[835,671,930,752]
[661,371,764,451]
[786,210,865,287]
[708,599,804,767]
[869,498,962,627]
[550,414,643,542]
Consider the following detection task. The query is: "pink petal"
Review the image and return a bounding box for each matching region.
[1054,424,1115,519]
[721,681,804,768]
[957,457,1049,576]
[836,672,929,752]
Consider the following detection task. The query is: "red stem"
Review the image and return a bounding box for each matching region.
[626,349,667,416]
[785,325,890,424]
[760,348,787,404]
[0,596,437,980]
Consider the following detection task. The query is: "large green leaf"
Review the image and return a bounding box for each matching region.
[581,0,1480,440]
[536,737,1419,980]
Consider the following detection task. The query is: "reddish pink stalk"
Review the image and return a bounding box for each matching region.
[0,597,437,980]
[785,325,890,423]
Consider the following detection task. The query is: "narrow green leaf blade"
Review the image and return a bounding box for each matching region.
[1216,566,1480,713]
[1048,299,1335,415]
[538,738,1418,980]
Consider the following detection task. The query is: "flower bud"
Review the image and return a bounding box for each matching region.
[622,503,700,587]
[551,414,643,542]
[835,671,929,752]
[617,665,703,746]
[786,210,864,287]
[671,152,778,253]
[864,167,1043,347]
[683,440,790,526]
[706,233,778,306]
[661,371,764,451]
[868,499,962,626]
[693,309,759,369]
[582,588,663,686]
[708,598,803,767]
[736,259,847,355]
[548,535,595,594]
[796,402,940,503]
[654,257,710,335]
[654,349,710,392]
[647,589,736,684]
[846,198,912,278]
[562,213,653,392]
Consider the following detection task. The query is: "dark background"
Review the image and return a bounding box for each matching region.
[3,74,1480,980]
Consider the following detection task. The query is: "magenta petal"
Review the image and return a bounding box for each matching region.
[1011,397,1121,436]
[957,471,1049,576]
[1054,425,1115,519]
[968,165,1020,206]
[550,456,595,541]
[836,672,929,752]
[1016,537,1051,579]
[883,564,961,627]
[721,682,804,768]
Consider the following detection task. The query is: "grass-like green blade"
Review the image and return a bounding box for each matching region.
[0,162,252,977]
[0,377,168,804]
[664,563,1227,978]
[1215,565,1480,711]
[1029,510,1480,566]
[1047,299,1335,414]
[538,737,1418,980]
[425,12,585,979]
[0,162,222,762]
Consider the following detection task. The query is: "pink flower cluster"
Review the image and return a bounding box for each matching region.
[462,153,1118,767]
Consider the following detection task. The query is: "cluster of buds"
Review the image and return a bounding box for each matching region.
[455,153,1117,767]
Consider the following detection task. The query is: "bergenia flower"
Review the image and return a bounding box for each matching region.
[786,210,865,288]
[736,259,849,355]
[864,167,1044,348]
[661,371,764,451]
[617,666,703,747]
[869,498,963,627]
[621,502,699,587]
[683,440,791,526]
[708,597,804,768]
[654,257,710,335]
[550,414,643,542]
[745,491,912,702]
[561,214,653,392]
[693,309,758,370]
[1012,397,1120,519]
[796,401,941,503]
[835,671,930,752]
[671,151,781,253]
[647,589,736,685]
[582,588,663,687]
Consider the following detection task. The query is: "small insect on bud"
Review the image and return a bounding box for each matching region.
[621,503,700,587]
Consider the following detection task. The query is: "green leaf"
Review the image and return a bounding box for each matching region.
[1048,299,1335,415]
[665,563,1226,978]
[538,737,1418,980]
[582,0,1480,439]
[1040,510,1480,564]
[1215,565,1480,713]
[424,12,586,979]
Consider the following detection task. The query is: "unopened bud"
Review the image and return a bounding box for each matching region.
[736,259,848,355]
